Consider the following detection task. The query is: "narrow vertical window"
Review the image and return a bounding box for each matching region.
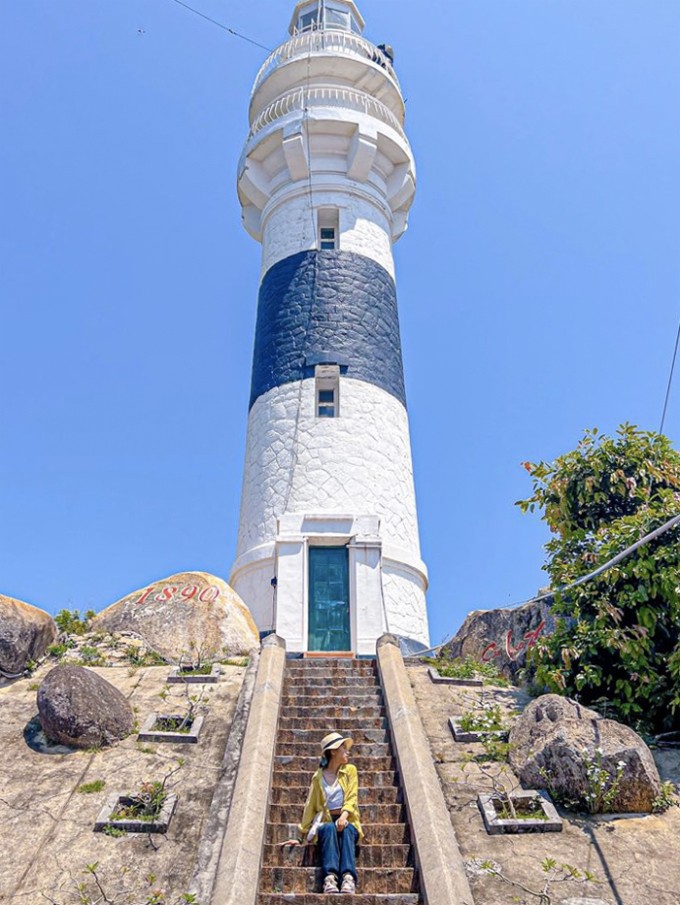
[315,365,340,418]
[318,208,339,251]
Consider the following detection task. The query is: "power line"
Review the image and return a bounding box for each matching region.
[415,509,680,657]
[165,0,273,52]
[659,315,680,435]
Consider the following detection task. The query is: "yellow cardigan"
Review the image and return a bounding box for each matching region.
[298,763,364,842]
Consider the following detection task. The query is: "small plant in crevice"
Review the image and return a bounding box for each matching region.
[78,779,106,794]
[538,747,626,814]
[582,747,625,814]
[652,780,679,813]
[125,645,167,667]
[479,856,598,905]
[478,736,511,763]
[78,645,105,666]
[427,655,509,686]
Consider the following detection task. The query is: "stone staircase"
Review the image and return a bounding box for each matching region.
[257,657,423,904]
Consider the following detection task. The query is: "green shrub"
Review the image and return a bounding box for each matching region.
[55,609,92,635]
[518,425,680,733]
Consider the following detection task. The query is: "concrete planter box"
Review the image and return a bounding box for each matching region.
[449,716,509,744]
[167,663,220,684]
[477,790,562,835]
[427,667,482,687]
[94,792,178,834]
[138,712,205,744]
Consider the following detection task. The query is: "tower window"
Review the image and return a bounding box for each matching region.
[299,10,320,31]
[294,2,362,34]
[320,228,336,250]
[318,208,339,251]
[315,365,340,418]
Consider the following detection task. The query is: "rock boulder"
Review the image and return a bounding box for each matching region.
[0,594,57,677]
[92,572,259,663]
[509,694,661,812]
[37,665,134,748]
[441,598,553,679]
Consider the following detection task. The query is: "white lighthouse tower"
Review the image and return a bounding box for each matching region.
[230,1,429,656]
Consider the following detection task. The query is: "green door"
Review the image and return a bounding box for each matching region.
[308,546,351,652]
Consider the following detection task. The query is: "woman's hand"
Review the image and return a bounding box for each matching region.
[336,813,349,832]
[279,839,301,847]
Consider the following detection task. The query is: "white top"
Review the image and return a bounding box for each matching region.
[322,773,345,810]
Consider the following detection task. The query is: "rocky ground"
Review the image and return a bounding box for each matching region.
[0,659,247,905]
[407,663,680,905]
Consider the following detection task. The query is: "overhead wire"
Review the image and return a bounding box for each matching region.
[165,0,273,51]
[659,315,680,435]
[415,509,680,657]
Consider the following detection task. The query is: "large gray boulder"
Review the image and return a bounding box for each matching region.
[509,694,661,813]
[92,572,260,663]
[441,598,553,679]
[37,665,134,748]
[0,594,57,677]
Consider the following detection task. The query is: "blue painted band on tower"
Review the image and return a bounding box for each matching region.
[249,250,406,409]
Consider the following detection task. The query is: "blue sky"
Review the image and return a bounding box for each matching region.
[1,0,678,646]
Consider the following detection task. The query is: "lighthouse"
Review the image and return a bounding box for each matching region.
[230,1,429,656]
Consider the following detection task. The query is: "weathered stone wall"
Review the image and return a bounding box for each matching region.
[261,190,395,279]
[236,377,420,555]
[250,250,405,408]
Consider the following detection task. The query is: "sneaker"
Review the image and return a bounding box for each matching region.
[340,874,356,894]
[323,874,340,894]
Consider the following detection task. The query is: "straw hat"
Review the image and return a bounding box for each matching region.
[320,731,354,754]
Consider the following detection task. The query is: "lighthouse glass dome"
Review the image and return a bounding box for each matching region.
[290,1,364,35]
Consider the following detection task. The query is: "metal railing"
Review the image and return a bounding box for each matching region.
[252,29,400,96]
[247,85,406,141]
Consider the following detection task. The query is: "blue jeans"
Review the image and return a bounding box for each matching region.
[317,821,358,882]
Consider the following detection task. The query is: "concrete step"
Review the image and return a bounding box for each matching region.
[278,705,386,721]
[277,728,390,746]
[259,895,420,905]
[277,716,388,731]
[275,754,396,772]
[281,693,384,708]
[267,822,411,846]
[271,785,401,806]
[284,675,381,688]
[282,681,382,695]
[286,659,376,670]
[272,770,399,789]
[263,843,411,868]
[275,743,392,759]
[259,867,416,894]
[268,804,405,825]
[286,657,375,669]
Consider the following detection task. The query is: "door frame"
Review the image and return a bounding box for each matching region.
[274,513,384,655]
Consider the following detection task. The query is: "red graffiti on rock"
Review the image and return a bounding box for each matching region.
[135,584,221,605]
[481,620,546,663]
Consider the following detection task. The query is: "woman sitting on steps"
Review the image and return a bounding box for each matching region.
[281,731,364,894]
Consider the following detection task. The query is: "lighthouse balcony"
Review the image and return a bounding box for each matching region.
[250,29,403,123]
[247,85,406,143]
